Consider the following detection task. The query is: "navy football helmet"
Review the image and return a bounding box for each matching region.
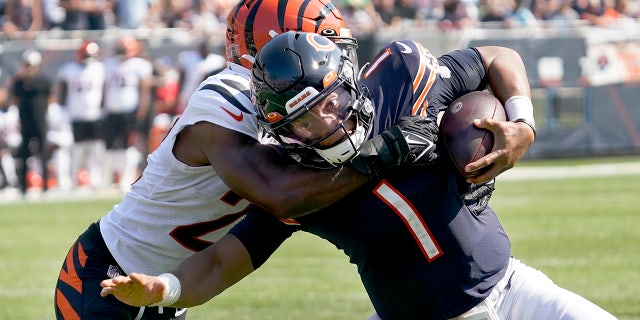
[252,31,373,168]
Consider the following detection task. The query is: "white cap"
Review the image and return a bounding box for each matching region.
[22,49,42,66]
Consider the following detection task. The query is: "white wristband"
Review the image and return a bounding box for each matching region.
[149,273,181,307]
[504,95,536,131]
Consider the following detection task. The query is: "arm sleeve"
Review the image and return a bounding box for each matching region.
[436,47,489,102]
[228,205,298,269]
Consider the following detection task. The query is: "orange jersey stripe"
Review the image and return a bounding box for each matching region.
[57,242,86,294]
[56,289,81,320]
[411,44,436,116]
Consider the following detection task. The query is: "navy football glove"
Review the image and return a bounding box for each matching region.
[351,116,439,179]
[395,116,439,166]
[461,179,495,215]
[351,125,409,179]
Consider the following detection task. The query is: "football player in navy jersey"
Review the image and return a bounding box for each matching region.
[100,32,615,319]
[55,1,433,319]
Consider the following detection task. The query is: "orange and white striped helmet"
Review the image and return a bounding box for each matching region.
[225,0,358,69]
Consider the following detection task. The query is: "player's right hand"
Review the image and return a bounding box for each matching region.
[100,273,165,307]
[465,118,534,184]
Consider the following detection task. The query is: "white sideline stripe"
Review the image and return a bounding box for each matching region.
[500,162,640,181]
[1,163,638,203]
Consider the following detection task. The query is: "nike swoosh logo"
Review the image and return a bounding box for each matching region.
[398,42,412,54]
[404,135,433,148]
[221,107,243,121]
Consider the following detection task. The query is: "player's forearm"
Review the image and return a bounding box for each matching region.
[234,164,368,219]
[478,46,531,103]
[170,235,255,307]
[210,130,368,219]
[266,164,368,218]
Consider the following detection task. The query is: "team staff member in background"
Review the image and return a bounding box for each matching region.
[102,35,153,191]
[9,49,53,196]
[55,40,107,189]
[101,32,615,320]
[54,0,434,319]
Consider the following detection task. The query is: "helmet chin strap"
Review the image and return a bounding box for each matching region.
[240,54,255,66]
[315,123,367,165]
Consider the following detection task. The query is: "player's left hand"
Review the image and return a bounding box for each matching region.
[461,179,495,215]
[351,125,410,179]
[351,115,439,179]
[100,273,165,307]
[395,115,439,166]
[464,118,535,184]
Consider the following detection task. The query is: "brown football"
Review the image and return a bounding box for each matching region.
[440,91,506,178]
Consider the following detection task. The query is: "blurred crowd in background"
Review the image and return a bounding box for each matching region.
[1,0,639,39]
[0,0,639,197]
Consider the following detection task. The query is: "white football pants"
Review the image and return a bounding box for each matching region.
[366,257,617,320]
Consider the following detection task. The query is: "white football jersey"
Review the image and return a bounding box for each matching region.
[57,61,106,121]
[100,63,260,275]
[103,56,153,113]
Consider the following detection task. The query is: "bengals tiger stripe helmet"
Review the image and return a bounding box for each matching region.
[226,0,358,69]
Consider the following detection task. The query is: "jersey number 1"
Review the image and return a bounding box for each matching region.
[374,181,443,262]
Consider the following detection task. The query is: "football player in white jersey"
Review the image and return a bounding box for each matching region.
[54,1,420,319]
[55,40,106,189]
[102,36,153,191]
[56,1,535,320]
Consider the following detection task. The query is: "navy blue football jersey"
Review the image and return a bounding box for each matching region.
[230,42,510,320]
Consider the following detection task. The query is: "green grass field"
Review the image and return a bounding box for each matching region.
[1,157,639,319]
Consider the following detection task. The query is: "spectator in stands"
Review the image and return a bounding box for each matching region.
[103,36,153,191]
[9,49,52,195]
[548,0,580,23]
[55,40,107,189]
[59,0,115,30]
[41,0,65,29]
[575,0,619,25]
[479,0,514,24]
[439,0,478,29]
[2,0,44,39]
[146,0,194,28]
[506,0,539,26]
[370,0,403,24]
[573,0,607,26]
[115,0,151,29]
[394,0,423,19]
[530,0,554,20]
[409,0,441,21]
[189,0,229,33]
